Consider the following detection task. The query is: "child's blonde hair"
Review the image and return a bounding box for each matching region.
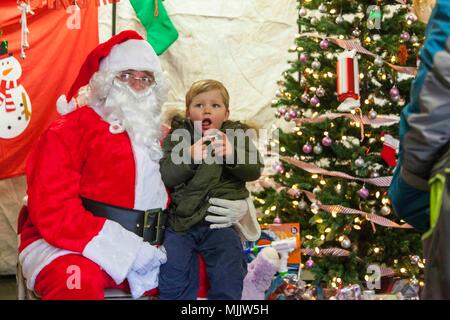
[185,79,230,110]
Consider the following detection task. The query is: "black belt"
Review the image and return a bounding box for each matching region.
[81,197,168,245]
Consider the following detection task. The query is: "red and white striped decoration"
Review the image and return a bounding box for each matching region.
[0,88,16,112]
[282,156,393,187]
[295,112,399,127]
[336,50,360,112]
[255,178,412,229]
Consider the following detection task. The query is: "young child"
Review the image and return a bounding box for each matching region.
[158,79,263,300]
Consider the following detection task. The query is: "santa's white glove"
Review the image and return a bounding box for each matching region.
[205,198,248,229]
[131,242,167,274]
[127,266,160,299]
[127,244,167,299]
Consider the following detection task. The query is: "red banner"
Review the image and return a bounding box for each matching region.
[0,1,99,179]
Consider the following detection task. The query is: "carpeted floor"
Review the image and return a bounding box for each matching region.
[0,276,17,300]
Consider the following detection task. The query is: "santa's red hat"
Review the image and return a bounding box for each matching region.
[58,30,164,115]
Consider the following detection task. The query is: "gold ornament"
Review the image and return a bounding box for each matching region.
[413,0,436,23]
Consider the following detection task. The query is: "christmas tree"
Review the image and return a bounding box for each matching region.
[254,0,427,290]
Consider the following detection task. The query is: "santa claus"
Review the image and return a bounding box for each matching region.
[17,30,260,300]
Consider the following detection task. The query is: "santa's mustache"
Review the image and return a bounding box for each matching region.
[87,72,163,160]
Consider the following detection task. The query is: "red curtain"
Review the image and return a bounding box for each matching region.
[0,0,99,179]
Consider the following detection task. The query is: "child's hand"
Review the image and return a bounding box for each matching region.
[205,130,233,161]
[190,137,208,162]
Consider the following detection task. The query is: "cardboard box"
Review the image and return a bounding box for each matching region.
[258,223,301,265]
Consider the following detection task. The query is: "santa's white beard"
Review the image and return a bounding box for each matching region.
[87,72,163,160]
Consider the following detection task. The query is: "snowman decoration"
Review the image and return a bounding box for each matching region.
[0,40,32,139]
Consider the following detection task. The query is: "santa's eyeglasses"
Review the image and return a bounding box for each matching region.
[115,71,157,88]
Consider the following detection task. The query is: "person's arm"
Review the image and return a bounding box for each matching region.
[388,0,450,231]
[224,133,263,182]
[159,132,198,188]
[401,0,450,189]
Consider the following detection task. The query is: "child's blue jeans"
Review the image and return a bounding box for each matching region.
[158,220,247,300]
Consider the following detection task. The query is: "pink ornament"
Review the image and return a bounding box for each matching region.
[310,95,320,106]
[322,136,333,147]
[303,143,313,154]
[357,187,369,199]
[279,107,287,115]
[274,163,285,174]
[389,86,400,98]
[400,31,411,41]
[305,258,314,269]
[273,215,282,224]
[320,39,329,50]
[300,52,309,63]
[289,109,298,118]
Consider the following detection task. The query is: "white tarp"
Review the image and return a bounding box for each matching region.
[0,0,297,274]
[99,0,298,128]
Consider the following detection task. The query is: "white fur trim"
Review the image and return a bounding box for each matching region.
[131,141,168,211]
[82,220,143,285]
[384,134,400,151]
[99,39,162,75]
[19,239,78,291]
[56,95,77,115]
[234,197,261,242]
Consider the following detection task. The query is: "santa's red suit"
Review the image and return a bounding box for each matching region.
[17,30,173,299]
[18,104,170,299]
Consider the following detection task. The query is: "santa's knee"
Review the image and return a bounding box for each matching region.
[35,254,105,300]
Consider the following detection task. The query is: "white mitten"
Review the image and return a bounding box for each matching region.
[132,242,167,274]
[127,267,160,299]
[205,198,248,229]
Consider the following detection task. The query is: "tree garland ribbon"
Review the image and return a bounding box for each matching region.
[294,112,400,127]
[256,178,412,229]
[298,33,417,75]
[282,156,393,187]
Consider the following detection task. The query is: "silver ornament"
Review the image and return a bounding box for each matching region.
[284,112,292,121]
[374,55,384,67]
[368,108,378,120]
[312,59,321,70]
[318,3,327,13]
[310,202,320,213]
[311,17,319,25]
[335,15,344,24]
[300,76,307,86]
[391,95,400,103]
[313,186,322,195]
[355,156,365,168]
[341,237,351,249]
[313,143,323,155]
[380,205,392,216]
[351,138,360,147]
[316,86,326,97]
[299,7,307,17]
[352,28,361,37]
[370,171,380,178]
[410,34,419,44]
[299,199,307,210]
[410,255,420,265]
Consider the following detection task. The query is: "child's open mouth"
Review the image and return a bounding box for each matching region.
[202,118,212,130]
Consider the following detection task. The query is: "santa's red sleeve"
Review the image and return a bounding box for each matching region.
[26,117,143,284]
